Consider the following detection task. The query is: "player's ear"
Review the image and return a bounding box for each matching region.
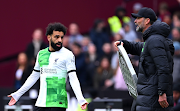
[47,35,51,41]
[145,18,150,25]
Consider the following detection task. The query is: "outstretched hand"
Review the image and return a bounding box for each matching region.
[7,95,16,106]
[81,102,88,110]
[114,41,123,51]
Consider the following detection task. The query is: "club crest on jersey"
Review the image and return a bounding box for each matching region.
[55,58,59,62]
[54,58,59,65]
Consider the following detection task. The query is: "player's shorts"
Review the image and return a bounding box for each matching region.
[34,106,66,111]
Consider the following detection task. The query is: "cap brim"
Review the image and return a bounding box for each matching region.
[131,13,142,18]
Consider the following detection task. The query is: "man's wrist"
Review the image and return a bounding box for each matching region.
[158,90,165,96]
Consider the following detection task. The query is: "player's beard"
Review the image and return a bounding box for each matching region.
[51,39,62,51]
[135,21,145,32]
[136,26,143,32]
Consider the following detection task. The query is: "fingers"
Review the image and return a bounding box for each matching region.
[164,100,169,108]
[121,42,124,46]
[114,41,120,47]
[7,95,12,97]
[8,99,15,106]
[81,105,86,110]
[114,41,120,51]
[158,93,169,108]
[159,101,169,108]
[81,103,88,110]
[8,96,16,106]
[81,106,85,110]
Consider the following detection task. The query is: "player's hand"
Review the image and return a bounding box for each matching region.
[114,41,123,51]
[81,102,88,110]
[158,93,169,108]
[7,95,16,106]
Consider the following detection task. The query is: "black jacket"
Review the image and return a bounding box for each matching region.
[121,20,174,111]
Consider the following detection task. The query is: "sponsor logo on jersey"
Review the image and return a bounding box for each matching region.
[40,67,57,74]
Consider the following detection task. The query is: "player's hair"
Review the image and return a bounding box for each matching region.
[46,22,67,36]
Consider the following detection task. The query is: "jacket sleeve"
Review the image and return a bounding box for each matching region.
[121,40,144,56]
[147,38,170,93]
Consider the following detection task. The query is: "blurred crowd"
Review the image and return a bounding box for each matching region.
[13,2,180,110]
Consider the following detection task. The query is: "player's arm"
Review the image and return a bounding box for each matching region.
[66,52,88,110]
[148,38,170,108]
[114,40,144,56]
[8,70,40,106]
[68,71,88,109]
[8,52,41,106]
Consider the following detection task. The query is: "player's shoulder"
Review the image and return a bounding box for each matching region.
[38,47,49,56]
[61,47,73,53]
[147,35,165,45]
[61,47,74,56]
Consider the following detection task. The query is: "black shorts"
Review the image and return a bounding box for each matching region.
[34,106,66,111]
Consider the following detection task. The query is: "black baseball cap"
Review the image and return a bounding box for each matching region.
[131,7,157,21]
